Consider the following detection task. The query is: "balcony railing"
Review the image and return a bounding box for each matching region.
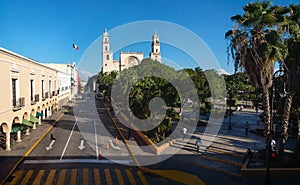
[13,97,25,111]
[31,94,39,105]
[42,92,48,101]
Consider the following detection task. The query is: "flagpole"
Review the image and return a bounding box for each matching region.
[72,47,74,64]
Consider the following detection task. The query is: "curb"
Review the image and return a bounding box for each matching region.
[103,101,206,185]
[240,156,300,175]
[139,166,206,185]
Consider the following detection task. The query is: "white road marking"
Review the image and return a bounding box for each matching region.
[78,139,86,150]
[60,118,78,160]
[109,140,121,150]
[45,140,56,151]
[94,119,99,159]
[24,159,133,164]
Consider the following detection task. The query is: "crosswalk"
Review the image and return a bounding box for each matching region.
[4,168,150,185]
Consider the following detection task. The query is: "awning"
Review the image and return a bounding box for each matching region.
[22,119,33,127]
[11,124,26,133]
[36,112,43,117]
[30,114,39,123]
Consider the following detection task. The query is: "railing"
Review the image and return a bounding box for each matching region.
[13,97,25,111]
[42,92,48,101]
[35,94,39,102]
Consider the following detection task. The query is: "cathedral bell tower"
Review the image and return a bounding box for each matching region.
[102,28,114,73]
[149,32,161,62]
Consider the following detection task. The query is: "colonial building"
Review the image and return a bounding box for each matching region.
[102,28,161,74]
[0,47,60,151]
[44,63,79,108]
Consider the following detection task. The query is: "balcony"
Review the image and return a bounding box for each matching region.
[31,94,39,105]
[42,92,48,101]
[13,97,25,111]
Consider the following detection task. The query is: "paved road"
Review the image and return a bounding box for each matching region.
[2,97,300,185]
[2,97,179,185]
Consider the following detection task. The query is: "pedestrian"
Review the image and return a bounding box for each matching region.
[247,148,253,158]
[195,137,202,153]
[271,138,276,151]
[182,127,187,135]
[255,106,259,115]
[245,121,249,136]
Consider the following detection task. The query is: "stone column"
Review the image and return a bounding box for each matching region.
[16,131,22,142]
[33,122,36,130]
[38,116,41,125]
[5,132,11,151]
[25,128,30,135]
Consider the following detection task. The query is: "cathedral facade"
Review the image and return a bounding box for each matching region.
[102,28,161,74]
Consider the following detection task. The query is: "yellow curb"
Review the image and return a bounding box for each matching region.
[194,163,242,177]
[0,112,65,185]
[102,102,141,167]
[103,102,206,185]
[202,155,243,167]
[139,166,206,185]
[240,156,300,175]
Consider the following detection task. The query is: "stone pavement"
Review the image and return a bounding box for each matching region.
[0,103,71,184]
[168,107,298,178]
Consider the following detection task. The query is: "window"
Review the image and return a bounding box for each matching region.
[105,46,108,51]
[42,80,44,98]
[105,38,108,42]
[156,49,158,53]
[49,80,51,95]
[106,55,109,60]
[12,79,17,106]
[30,80,34,101]
[105,63,107,66]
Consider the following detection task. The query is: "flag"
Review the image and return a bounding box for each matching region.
[73,43,79,50]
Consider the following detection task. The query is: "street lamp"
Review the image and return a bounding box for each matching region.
[226,89,234,130]
[265,66,287,185]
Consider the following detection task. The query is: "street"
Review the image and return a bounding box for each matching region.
[2,97,179,185]
[2,96,300,185]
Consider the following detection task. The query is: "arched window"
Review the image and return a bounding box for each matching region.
[156,49,158,53]
[105,46,108,51]
[106,55,109,60]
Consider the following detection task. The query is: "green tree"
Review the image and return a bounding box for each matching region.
[98,70,118,97]
[279,4,300,160]
[226,1,289,136]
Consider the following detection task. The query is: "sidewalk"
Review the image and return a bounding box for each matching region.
[0,103,71,183]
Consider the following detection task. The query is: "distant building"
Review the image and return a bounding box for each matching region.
[102,28,161,73]
[44,63,79,100]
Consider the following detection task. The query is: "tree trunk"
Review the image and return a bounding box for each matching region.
[262,85,271,136]
[295,109,300,164]
[278,93,293,159]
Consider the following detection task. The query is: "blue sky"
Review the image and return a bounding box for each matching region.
[0,0,299,80]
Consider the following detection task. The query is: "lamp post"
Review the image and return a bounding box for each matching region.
[227,89,233,130]
[265,66,287,185]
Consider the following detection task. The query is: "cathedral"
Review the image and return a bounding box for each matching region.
[102,28,161,73]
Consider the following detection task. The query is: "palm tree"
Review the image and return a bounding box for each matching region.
[226,1,288,136]
[280,4,300,160]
